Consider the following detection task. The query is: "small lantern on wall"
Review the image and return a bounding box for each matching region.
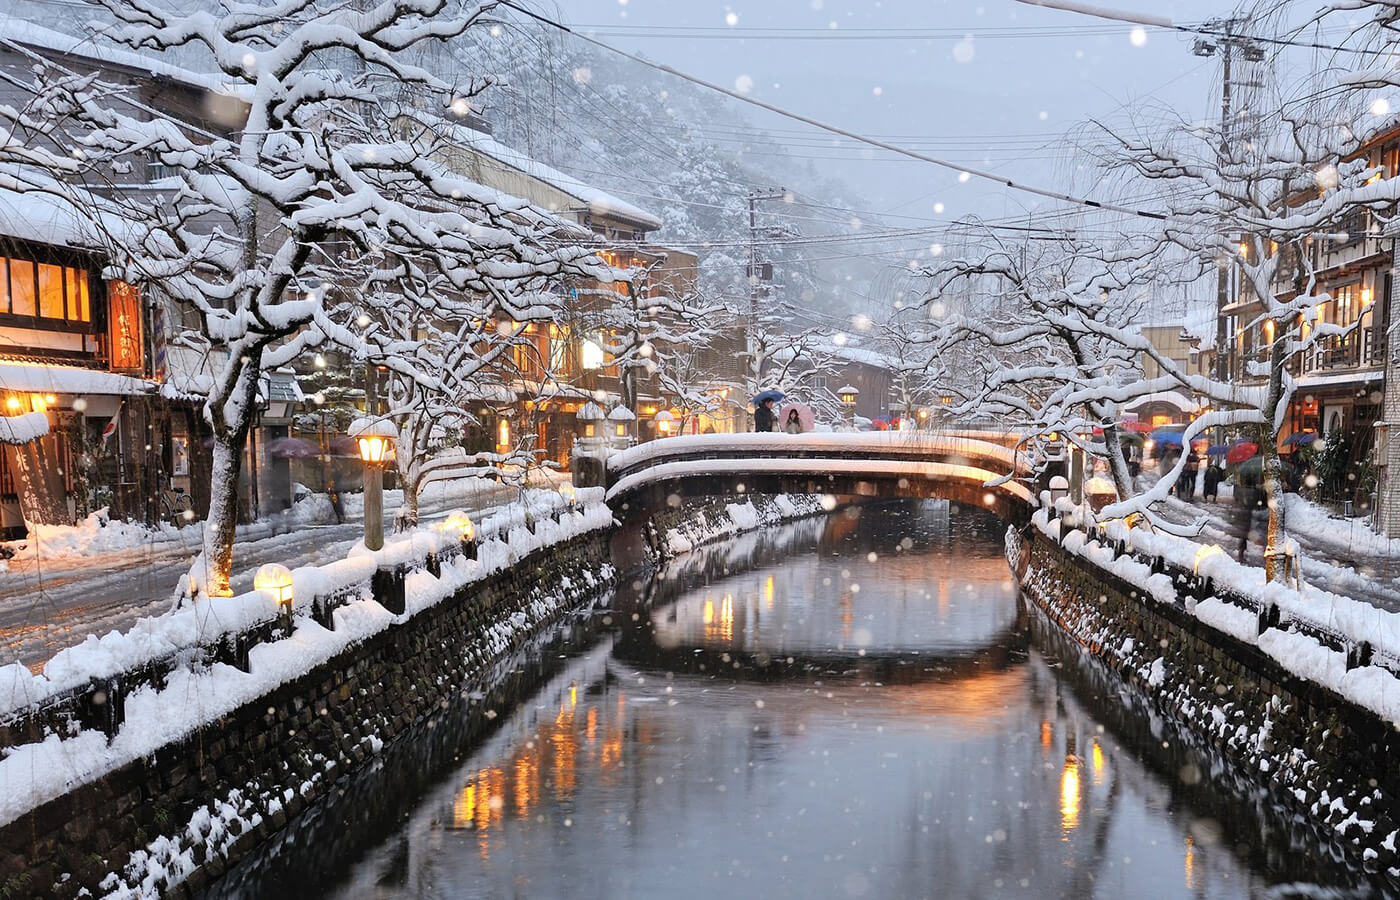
[255,563,294,616]
[837,385,860,406]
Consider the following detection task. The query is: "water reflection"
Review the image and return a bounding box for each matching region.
[237,501,1371,900]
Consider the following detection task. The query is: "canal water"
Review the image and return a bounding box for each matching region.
[223,501,1372,899]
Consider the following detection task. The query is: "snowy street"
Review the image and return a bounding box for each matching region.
[1145,474,1400,613]
[0,480,522,668]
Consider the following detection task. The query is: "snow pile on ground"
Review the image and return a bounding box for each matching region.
[11,508,187,559]
[0,488,612,829]
[1279,493,1400,561]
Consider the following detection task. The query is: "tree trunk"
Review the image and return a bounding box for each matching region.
[394,462,420,533]
[200,361,262,598]
[203,433,244,597]
[1099,422,1135,502]
[1262,334,1289,583]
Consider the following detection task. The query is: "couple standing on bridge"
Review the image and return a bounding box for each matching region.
[754,396,809,435]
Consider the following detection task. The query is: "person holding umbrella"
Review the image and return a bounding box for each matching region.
[752,388,784,432]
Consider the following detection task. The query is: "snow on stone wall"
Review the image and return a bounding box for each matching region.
[1016,523,1400,882]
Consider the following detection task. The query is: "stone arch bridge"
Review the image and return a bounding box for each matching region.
[602,431,1038,524]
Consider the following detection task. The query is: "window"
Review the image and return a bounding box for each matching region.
[0,256,92,324]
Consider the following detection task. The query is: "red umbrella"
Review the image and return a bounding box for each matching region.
[1122,420,1155,433]
[1225,441,1259,464]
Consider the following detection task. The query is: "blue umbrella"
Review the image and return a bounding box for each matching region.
[1206,444,1229,455]
[1150,429,1185,446]
[752,389,786,405]
[1283,432,1318,447]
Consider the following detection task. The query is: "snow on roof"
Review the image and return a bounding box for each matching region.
[1123,390,1198,414]
[263,370,304,404]
[607,406,636,421]
[0,168,135,250]
[439,120,662,231]
[0,359,153,396]
[1296,369,1383,389]
[0,19,246,99]
[1180,305,1217,348]
[0,411,49,445]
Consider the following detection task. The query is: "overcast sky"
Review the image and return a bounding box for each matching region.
[543,0,1336,227]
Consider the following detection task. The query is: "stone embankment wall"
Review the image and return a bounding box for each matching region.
[1013,526,1400,885]
[0,531,613,899]
[643,494,828,560]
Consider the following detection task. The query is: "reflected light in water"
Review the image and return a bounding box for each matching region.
[1040,719,1053,748]
[1185,835,1197,889]
[764,575,775,610]
[702,598,714,625]
[1091,738,1105,786]
[1060,756,1081,836]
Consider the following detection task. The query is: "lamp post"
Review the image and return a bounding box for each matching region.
[837,385,859,430]
[350,417,395,551]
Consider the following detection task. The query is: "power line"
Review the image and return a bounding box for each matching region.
[497,0,1169,224]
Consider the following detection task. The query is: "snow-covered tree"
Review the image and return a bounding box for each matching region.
[923,232,1164,503]
[0,0,612,597]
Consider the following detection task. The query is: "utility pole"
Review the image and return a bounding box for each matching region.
[1195,18,1265,384]
[746,187,787,404]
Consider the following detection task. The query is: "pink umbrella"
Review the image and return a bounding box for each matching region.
[778,402,816,433]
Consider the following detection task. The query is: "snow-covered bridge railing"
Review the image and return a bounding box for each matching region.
[1034,502,1400,721]
[603,432,1036,522]
[0,489,612,764]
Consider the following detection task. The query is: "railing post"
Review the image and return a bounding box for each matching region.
[373,565,407,616]
[1347,640,1374,670]
[1257,603,1280,636]
[313,593,337,631]
[77,676,124,740]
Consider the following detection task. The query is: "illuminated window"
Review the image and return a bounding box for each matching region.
[8,259,35,316]
[580,338,605,371]
[0,257,92,324]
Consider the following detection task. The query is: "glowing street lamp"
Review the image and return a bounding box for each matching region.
[837,385,859,429]
[654,409,675,437]
[350,417,396,551]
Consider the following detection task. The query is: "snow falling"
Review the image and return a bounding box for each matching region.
[2,0,1400,896]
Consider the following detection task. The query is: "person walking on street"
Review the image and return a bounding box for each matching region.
[754,398,776,433]
[1202,462,1222,502]
[1235,470,1264,562]
[1177,448,1200,501]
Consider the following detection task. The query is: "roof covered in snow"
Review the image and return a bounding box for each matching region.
[0,19,246,99]
[0,412,49,445]
[435,119,662,232]
[0,359,153,397]
[1123,390,1198,414]
[0,167,137,251]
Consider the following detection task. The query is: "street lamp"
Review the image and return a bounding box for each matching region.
[837,385,859,430]
[654,409,675,437]
[350,417,396,551]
